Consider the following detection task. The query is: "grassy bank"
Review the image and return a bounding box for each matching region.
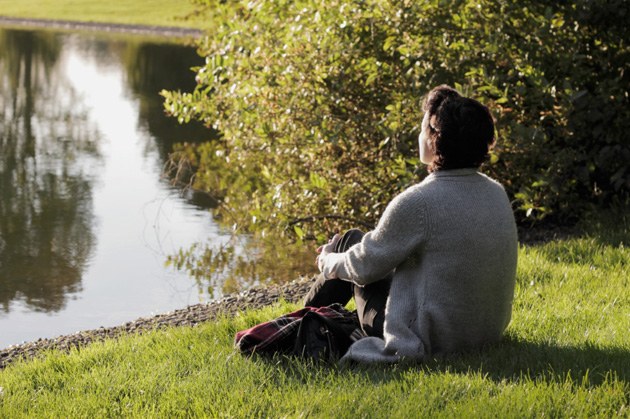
[0,221,628,417]
[0,0,209,29]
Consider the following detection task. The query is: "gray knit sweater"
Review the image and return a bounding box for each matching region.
[321,168,518,363]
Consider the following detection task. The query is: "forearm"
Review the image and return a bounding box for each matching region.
[321,231,405,286]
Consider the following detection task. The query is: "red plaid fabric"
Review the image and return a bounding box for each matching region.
[234,304,361,355]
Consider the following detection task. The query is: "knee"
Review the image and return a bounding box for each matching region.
[336,229,365,252]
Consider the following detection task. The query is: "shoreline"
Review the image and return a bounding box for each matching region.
[0,277,315,369]
[0,16,204,38]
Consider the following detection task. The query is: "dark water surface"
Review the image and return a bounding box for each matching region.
[0,27,230,348]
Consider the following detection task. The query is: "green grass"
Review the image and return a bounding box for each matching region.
[0,222,628,417]
[0,0,210,30]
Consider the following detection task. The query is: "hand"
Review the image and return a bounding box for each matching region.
[315,233,341,272]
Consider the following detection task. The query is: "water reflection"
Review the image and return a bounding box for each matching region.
[123,41,213,161]
[0,29,99,312]
[0,27,219,348]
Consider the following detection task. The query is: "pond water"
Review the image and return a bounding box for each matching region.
[0,27,234,348]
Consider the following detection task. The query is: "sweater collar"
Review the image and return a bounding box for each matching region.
[427,168,479,179]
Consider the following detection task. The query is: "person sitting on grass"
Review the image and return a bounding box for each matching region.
[305,84,518,363]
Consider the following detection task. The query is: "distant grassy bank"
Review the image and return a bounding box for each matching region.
[0,219,628,416]
[0,0,209,30]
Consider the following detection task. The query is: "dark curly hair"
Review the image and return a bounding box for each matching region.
[422,85,495,172]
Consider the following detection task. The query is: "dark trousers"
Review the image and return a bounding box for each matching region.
[304,229,391,338]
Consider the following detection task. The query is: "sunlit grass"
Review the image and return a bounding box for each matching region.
[0,222,628,416]
[0,0,210,30]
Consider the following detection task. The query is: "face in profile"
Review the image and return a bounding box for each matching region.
[418,113,434,165]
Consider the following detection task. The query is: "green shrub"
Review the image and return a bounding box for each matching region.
[163,0,629,240]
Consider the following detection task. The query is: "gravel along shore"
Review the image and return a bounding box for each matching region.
[0,277,316,370]
[0,16,203,38]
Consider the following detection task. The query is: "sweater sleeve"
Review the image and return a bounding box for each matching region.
[321,186,428,286]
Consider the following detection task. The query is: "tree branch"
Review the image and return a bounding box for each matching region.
[288,214,374,230]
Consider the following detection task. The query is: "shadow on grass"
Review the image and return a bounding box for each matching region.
[257,336,629,388]
[424,336,630,386]
[347,336,630,388]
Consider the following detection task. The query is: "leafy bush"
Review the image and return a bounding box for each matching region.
[164,0,629,243]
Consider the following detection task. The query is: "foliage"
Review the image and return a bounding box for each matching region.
[1,232,629,416]
[165,0,629,236]
[162,0,629,286]
[165,233,319,297]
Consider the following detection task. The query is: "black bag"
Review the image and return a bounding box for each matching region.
[293,309,361,362]
[235,303,363,361]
